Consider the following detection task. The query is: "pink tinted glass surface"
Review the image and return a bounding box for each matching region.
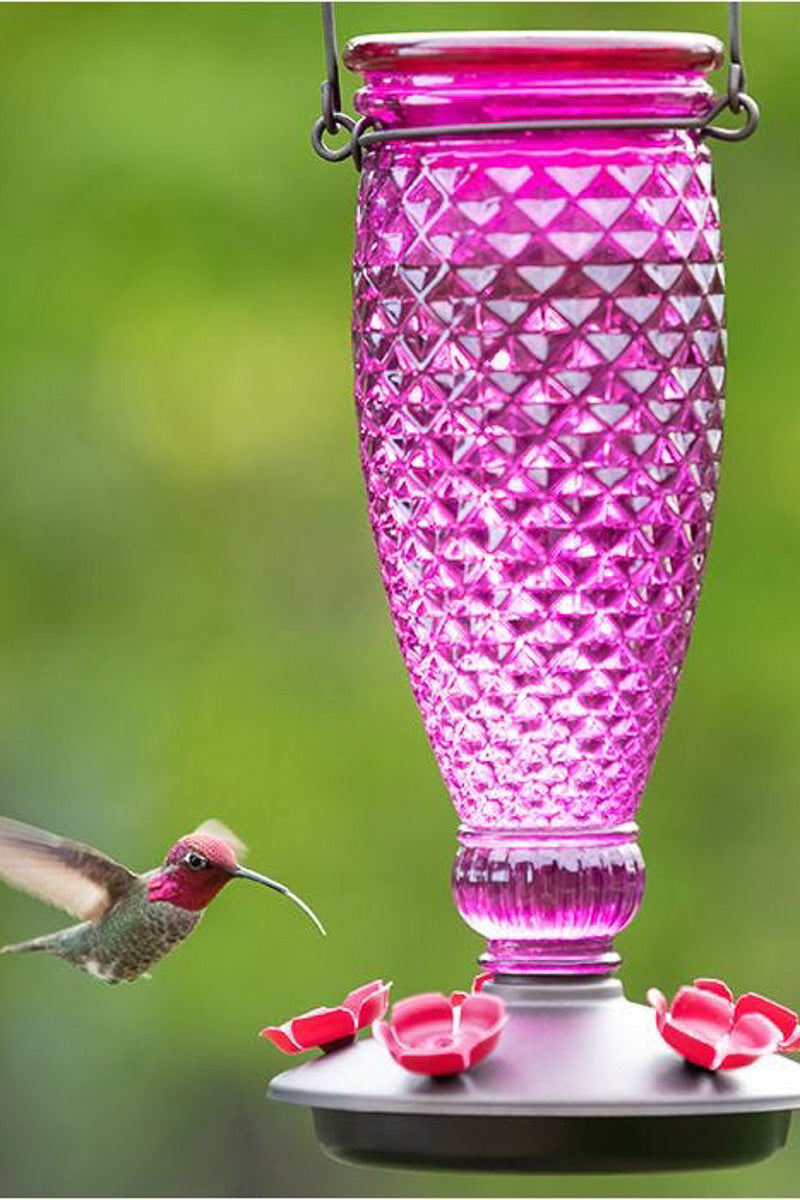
[350,38,725,835]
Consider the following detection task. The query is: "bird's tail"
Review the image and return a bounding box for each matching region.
[1,932,60,955]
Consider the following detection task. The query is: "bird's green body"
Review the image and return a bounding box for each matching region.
[5,874,202,982]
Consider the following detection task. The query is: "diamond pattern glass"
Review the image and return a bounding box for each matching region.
[346,33,726,973]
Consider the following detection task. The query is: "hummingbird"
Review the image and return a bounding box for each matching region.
[0,816,325,983]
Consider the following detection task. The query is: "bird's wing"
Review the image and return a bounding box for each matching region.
[0,817,138,922]
[192,819,247,859]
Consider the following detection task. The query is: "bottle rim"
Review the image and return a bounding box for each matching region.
[344,31,724,76]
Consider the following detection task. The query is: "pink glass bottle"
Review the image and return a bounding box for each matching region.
[345,33,726,975]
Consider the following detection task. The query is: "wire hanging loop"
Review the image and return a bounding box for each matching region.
[311,1,357,160]
[310,0,760,166]
[312,111,357,162]
[702,0,760,140]
[703,91,760,142]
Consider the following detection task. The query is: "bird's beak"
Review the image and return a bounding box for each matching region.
[233,866,326,936]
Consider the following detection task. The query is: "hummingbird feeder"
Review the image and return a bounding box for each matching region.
[270,2,800,1171]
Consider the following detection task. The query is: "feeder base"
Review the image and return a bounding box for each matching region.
[313,1108,790,1172]
[268,977,800,1173]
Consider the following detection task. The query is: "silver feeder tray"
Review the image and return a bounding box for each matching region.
[269,977,800,1172]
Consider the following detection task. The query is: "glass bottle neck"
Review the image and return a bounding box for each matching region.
[345,32,723,130]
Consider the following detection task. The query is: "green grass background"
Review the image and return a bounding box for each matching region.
[0,2,798,1195]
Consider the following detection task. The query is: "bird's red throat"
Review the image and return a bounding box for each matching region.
[147,865,233,911]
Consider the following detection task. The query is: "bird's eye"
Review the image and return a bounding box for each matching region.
[185,851,208,870]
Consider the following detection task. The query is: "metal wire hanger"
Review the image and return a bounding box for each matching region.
[312,1,760,168]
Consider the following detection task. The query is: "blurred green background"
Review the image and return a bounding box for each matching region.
[0,2,798,1195]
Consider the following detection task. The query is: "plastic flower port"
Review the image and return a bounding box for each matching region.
[373,990,507,1077]
[261,980,391,1055]
[648,978,800,1071]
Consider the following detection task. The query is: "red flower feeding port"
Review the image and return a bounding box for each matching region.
[648,980,800,1071]
[261,981,392,1055]
[268,2,800,1174]
[373,991,507,1076]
